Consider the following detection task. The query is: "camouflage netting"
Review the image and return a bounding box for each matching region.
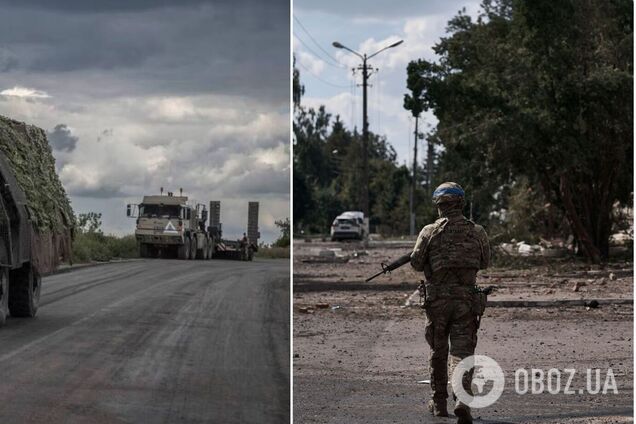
[0,115,74,273]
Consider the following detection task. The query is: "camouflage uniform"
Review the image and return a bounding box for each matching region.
[410,182,490,420]
[240,233,248,261]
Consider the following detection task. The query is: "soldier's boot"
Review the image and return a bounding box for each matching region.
[427,399,448,417]
[454,401,473,424]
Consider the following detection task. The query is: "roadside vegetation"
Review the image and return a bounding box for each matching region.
[256,218,290,259]
[72,212,292,262]
[72,212,138,263]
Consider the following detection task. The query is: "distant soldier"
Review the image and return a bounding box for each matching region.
[240,233,248,261]
[410,182,490,423]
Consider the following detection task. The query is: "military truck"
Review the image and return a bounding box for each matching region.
[0,116,74,327]
[127,189,214,260]
[127,195,260,261]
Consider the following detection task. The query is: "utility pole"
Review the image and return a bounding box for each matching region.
[426,136,434,191]
[409,115,418,236]
[360,55,370,216]
[333,39,403,218]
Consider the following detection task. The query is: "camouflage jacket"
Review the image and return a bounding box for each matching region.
[410,214,490,284]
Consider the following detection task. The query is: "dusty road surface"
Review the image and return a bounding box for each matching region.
[0,259,290,424]
[294,240,633,423]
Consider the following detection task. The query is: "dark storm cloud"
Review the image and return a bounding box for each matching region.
[296,0,474,19]
[0,48,18,72]
[48,124,78,152]
[0,0,290,240]
[0,0,290,101]
[0,0,212,12]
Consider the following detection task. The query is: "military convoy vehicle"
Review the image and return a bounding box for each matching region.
[127,193,259,261]
[127,188,214,259]
[0,116,74,327]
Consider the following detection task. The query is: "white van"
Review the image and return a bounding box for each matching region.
[330,211,366,241]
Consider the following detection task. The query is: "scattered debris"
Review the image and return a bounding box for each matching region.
[300,256,350,264]
[610,232,633,246]
[585,300,600,309]
[318,248,340,257]
[298,307,314,314]
[416,380,431,385]
[609,272,616,281]
[315,303,330,309]
[331,305,341,310]
[301,248,352,263]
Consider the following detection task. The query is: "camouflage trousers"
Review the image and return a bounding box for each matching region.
[423,297,478,402]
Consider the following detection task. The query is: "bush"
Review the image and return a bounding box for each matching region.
[72,232,138,263]
[256,246,290,259]
[103,235,138,259]
[274,218,290,247]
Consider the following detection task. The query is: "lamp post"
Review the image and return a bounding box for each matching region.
[333,39,403,218]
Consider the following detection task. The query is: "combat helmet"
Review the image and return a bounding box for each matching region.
[432,182,465,205]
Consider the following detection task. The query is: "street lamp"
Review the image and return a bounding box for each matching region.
[333,39,403,218]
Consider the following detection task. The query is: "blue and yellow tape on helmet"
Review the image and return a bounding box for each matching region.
[432,185,464,198]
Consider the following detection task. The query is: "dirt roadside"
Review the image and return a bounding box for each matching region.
[293,240,633,423]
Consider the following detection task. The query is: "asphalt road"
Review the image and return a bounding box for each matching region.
[0,259,290,424]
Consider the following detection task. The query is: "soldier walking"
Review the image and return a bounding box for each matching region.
[410,182,490,423]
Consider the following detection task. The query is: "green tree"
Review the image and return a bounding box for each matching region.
[274,218,290,247]
[407,0,632,262]
[76,212,103,234]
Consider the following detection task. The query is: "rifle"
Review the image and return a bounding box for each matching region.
[365,253,411,282]
[481,285,497,295]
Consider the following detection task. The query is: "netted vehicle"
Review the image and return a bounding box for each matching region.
[0,116,74,326]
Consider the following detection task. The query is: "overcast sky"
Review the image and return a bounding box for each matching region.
[294,0,480,167]
[0,0,289,242]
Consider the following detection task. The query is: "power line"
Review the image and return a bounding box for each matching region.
[293,33,345,71]
[293,15,346,68]
[295,59,349,89]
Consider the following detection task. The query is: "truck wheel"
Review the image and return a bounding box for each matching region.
[203,240,209,259]
[196,239,206,260]
[202,240,209,259]
[178,237,190,260]
[9,263,40,318]
[189,237,197,260]
[0,269,8,326]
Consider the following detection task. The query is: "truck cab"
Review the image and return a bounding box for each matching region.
[132,194,189,246]
[127,191,213,260]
